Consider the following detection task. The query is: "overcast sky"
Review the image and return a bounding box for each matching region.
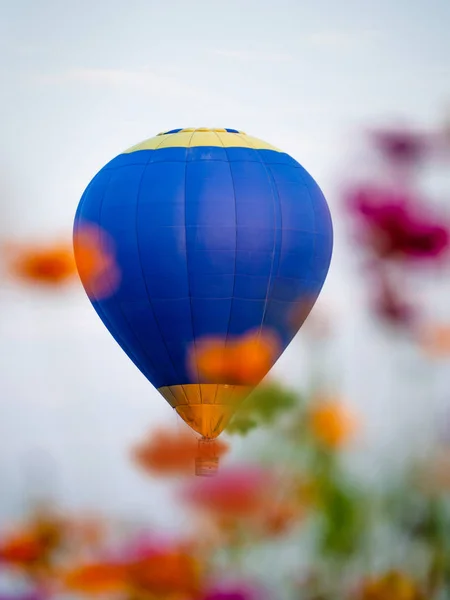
[0,0,449,529]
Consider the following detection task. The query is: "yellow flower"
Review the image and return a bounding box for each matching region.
[359,571,423,600]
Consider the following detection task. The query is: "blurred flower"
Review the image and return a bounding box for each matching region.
[0,593,47,600]
[192,329,280,385]
[420,447,450,492]
[6,242,77,286]
[418,323,450,357]
[0,509,66,573]
[292,475,320,508]
[346,185,449,261]
[258,500,305,537]
[131,427,228,477]
[73,222,121,299]
[309,396,359,449]
[65,515,106,551]
[125,548,201,599]
[0,533,44,566]
[357,570,423,600]
[61,561,127,595]
[371,128,429,164]
[181,466,274,517]
[201,579,266,600]
[371,271,416,327]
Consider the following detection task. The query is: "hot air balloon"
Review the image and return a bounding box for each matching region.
[73,127,333,475]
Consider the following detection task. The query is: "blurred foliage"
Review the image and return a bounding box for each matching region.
[226,383,299,435]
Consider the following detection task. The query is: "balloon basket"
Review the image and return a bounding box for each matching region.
[195,438,219,477]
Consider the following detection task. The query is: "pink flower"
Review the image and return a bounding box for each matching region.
[371,272,416,327]
[181,466,274,517]
[371,127,429,163]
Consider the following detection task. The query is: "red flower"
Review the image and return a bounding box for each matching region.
[346,185,449,261]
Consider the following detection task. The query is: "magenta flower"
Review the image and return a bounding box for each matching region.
[346,185,449,261]
[202,580,267,600]
[0,593,47,600]
[203,591,248,600]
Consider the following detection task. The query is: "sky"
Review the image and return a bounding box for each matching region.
[0,0,449,527]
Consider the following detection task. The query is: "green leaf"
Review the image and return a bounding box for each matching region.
[225,414,258,435]
[317,477,366,558]
[242,383,299,423]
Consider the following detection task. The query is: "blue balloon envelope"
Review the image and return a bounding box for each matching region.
[73,127,333,442]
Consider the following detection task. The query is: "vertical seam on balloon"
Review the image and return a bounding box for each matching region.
[212,130,237,406]
[296,169,321,327]
[234,133,281,341]
[154,135,172,150]
[75,175,150,378]
[183,130,202,405]
[155,133,191,403]
[263,166,284,331]
[87,170,159,378]
[164,386,178,407]
[132,153,190,404]
[99,166,168,382]
[300,172,325,325]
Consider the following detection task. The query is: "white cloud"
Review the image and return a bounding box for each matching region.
[304,30,381,48]
[32,67,206,100]
[214,49,293,62]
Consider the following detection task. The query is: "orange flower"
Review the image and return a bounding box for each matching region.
[132,428,228,477]
[419,323,450,357]
[231,331,280,385]
[7,242,77,286]
[62,562,128,595]
[73,223,120,300]
[309,396,359,449]
[259,500,305,537]
[64,515,106,555]
[418,448,450,493]
[358,570,423,600]
[126,550,201,598]
[193,329,280,385]
[293,476,320,507]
